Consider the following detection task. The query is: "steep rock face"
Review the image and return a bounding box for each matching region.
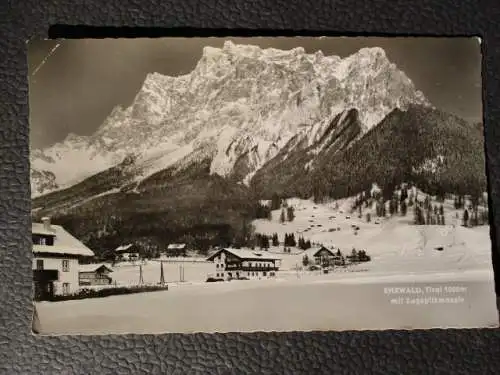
[31,42,429,197]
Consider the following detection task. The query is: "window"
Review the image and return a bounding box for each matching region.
[32,234,55,246]
[263,271,267,277]
[36,259,44,270]
[216,264,219,268]
[62,259,69,272]
[62,283,70,295]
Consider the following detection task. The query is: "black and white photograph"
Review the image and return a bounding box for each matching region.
[29,37,498,335]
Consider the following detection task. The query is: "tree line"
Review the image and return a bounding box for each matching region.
[253,232,312,251]
[348,183,488,228]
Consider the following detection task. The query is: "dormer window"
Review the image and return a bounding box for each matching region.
[32,234,54,246]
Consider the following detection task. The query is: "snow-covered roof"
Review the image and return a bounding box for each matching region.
[79,264,113,273]
[167,243,187,249]
[32,223,94,257]
[302,246,338,258]
[115,244,135,252]
[32,226,57,236]
[207,248,282,262]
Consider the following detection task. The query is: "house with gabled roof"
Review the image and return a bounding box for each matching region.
[79,263,114,286]
[165,243,187,257]
[32,217,94,300]
[302,245,343,267]
[206,248,282,280]
[114,243,140,262]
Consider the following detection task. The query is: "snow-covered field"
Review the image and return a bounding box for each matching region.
[106,259,214,287]
[36,271,497,334]
[35,196,498,334]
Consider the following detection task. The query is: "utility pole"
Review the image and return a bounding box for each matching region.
[179,264,185,282]
[139,264,144,285]
[160,261,165,286]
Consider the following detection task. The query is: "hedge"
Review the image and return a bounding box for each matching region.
[44,285,169,302]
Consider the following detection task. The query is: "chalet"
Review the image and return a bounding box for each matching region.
[304,246,342,267]
[79,264,113,286]
[114,244,140,262]
[206,248,282,280]
[32,217,94,300]
[165,243,187,257]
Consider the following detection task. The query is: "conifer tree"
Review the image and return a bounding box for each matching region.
[389,200,395,216]
[271,193,281,211]
[400,188,407,203]
[280,209,286,224]
[401,200,407,216]
[302,255,310,267]
[351,248,358,263]
[463,209,469,227]
[272,233,279,247]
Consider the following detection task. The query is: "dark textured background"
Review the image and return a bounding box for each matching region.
[1,0,500,374]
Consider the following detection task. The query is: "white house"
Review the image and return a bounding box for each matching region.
[206,248,282,280]
[32,217,94,299]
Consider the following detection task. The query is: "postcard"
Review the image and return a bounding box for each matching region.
[29,37,498,334]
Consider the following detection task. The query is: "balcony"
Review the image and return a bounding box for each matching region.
[224,264,279,272]
[33,269,59,282]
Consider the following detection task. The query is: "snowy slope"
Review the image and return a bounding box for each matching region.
[252,196,493,276]
[31,42,429,197]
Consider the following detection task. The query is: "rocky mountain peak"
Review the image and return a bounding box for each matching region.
[31,43,430,197]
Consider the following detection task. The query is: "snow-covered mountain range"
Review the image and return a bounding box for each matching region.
[31,41,430,197]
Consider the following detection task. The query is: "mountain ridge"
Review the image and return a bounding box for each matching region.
[31,42,429,197]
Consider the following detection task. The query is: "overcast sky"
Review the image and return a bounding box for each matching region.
[28,37,482,150]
